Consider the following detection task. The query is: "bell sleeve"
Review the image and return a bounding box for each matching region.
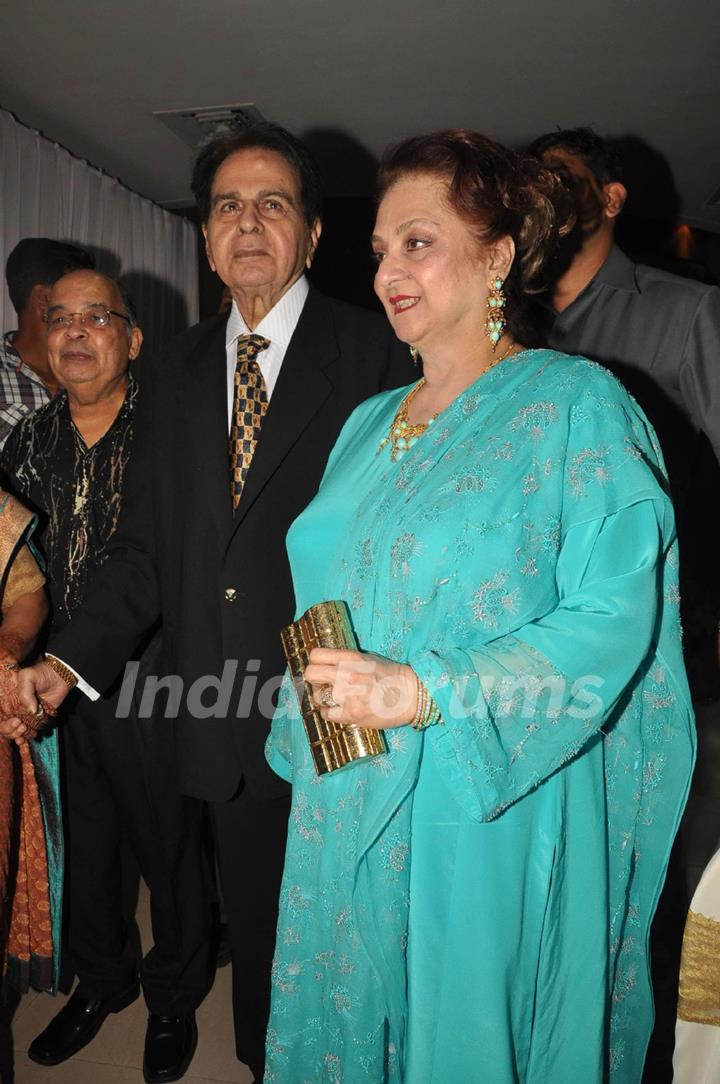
[409,383,689,822]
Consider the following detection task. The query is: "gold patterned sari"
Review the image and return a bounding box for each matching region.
[0,490,61,993]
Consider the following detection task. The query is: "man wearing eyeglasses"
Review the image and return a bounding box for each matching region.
[0,238,95,448]
[1,270,210,1083]
[3,122,414,1083]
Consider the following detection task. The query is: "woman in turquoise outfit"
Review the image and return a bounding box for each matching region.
[265,130,695,1083]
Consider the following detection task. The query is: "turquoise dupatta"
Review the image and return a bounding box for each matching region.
[266,350,695,1083]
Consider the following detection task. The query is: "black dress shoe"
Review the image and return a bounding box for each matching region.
[143,1012,197,1084]
[28,986,139,1065]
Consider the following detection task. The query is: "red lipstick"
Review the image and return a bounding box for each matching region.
[388,295,420,315]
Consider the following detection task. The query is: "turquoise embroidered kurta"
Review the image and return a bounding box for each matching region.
[265,349,695,1084]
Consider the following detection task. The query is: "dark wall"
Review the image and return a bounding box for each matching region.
[617,217,720,286]
[308,197,382,312]
[181,200,720,324]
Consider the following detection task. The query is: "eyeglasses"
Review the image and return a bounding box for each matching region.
[44,306,131,331]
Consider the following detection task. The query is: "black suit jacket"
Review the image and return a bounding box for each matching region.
[51,288,414,801]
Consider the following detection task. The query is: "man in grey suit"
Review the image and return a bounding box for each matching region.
[530,125,720,1084]
[528,128,720,465]
[529,127,720,667]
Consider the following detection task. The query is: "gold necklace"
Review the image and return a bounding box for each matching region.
[378,340,516,461]
[378,379,434,461]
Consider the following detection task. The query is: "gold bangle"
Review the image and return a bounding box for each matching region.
[410,675,441,730]
[44,654,78,689]
[420,696,441,729]
[410,674,425,728]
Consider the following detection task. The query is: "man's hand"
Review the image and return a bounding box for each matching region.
[304,648,418,729]
[18,660,71,714]
[0,661,72,743]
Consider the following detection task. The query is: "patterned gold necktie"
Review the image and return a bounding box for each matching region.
[229,333,271,511]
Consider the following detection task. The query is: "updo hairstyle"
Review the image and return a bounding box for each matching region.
[377,129,574,341]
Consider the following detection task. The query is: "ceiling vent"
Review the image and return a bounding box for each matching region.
[153,103,264,149]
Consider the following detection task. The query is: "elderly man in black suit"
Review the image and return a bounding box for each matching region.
[8,122,412,1082]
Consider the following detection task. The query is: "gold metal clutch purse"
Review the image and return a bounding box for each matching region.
[280,600,388,775]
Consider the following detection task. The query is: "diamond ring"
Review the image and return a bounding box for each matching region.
[319,686,339,709]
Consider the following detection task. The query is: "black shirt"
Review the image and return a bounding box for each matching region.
[1,377,137,630]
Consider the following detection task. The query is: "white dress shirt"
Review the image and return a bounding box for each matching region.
[225,275,309,428]
[62,275,310,701]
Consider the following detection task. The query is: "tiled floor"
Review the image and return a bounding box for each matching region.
[5,881,252,1084]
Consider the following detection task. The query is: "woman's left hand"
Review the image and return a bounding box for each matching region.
[305,648,417,729]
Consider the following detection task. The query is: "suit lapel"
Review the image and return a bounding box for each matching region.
[230,290,337,532]
[186,317,235,536]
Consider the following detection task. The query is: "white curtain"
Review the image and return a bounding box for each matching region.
[0,107,198,352]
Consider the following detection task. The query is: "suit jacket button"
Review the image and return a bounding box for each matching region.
[224,587,237,602]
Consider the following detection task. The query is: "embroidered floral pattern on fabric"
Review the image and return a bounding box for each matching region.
[265,351,694,1084]
[471,570,520,629]
[568,446,613,499]
[451,463,497,495]
[390,533,423,580]
[509,400,559,441]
